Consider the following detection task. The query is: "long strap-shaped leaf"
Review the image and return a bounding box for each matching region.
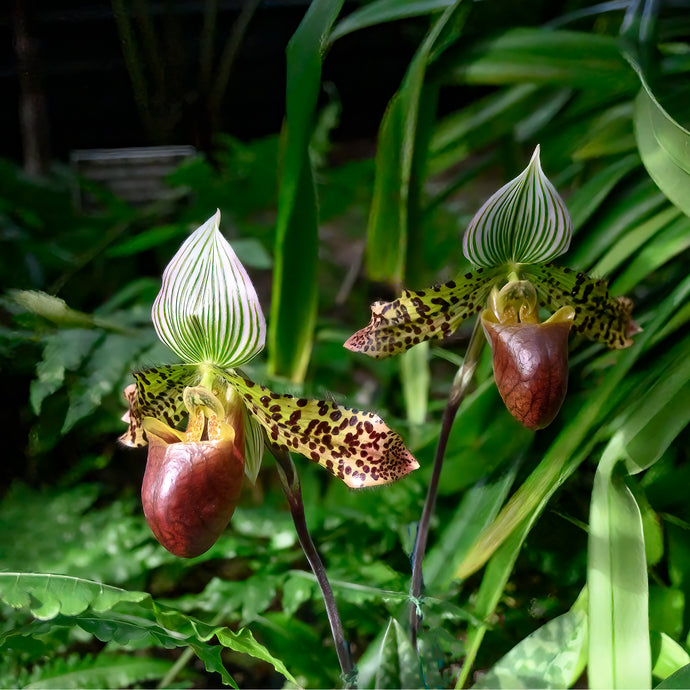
[267,0,344,382]
[365,0,469,286]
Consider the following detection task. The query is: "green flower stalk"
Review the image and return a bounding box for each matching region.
[121,210,418,558]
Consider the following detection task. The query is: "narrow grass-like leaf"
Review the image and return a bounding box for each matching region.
[366,1,468,285]
[153,210,266,368]
[330,0,453,42]
[399,341,430,429]
[588,449,650,689]
[463,146,571,267]
[268,0,344,382]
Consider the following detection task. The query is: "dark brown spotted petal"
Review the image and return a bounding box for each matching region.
[523,263,637,349]
[119,364,200,447]
[223,370,419,488]
[344,268,503,358]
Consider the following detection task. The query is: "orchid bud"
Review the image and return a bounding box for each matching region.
[481,281,575,430]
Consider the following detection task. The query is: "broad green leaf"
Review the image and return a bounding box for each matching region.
[0,573,297,687]
[152,210,266,368]
[344,267,502,358]
[268,0,344,382]
[375,618,424,689]
[463,146,572,267]
[330,0,453,42]
[366,0,468,285]
[634,78,690,217]
[224,368,419,488]
[473,608,587,689]
[657,663,690,689]
[588,453,650,689]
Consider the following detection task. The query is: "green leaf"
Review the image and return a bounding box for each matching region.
[473,608,587,689]
[399,341,430,428]
[23,653,175,690]
[330,0,453,42]
[375,618,424,689]
[633,78,690,217]
[653,634,690,684]
[30,329,102,415]
[588,454,651,689]
[0,573,297,687]
[657,663,690,689]
[152,210,266,368]
[268,0,344,382]
[463,146,571,268]
[366,1,469,285]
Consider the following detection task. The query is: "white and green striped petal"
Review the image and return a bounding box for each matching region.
[463,146,572,268]
[152,210,266,368]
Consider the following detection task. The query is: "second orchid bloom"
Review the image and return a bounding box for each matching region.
[120,211,418,557]
[346,146,639,429]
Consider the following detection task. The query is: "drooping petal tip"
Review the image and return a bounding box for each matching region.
[152,210,266,368]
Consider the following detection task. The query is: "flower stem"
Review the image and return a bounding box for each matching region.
[271,445,357,689]
[409,318,486,649]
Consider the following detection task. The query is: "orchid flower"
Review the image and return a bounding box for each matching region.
[120,211,418,557]
[345,146,639,429]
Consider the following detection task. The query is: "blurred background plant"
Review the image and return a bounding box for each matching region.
[1,0,690,687]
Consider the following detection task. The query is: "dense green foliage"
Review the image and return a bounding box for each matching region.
[2,0,690,688]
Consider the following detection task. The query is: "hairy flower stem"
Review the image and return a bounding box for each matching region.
[271,445,357,688]
[409,319,486,649]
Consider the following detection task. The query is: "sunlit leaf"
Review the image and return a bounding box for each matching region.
[152,210,266,368]
[463,146,571,268]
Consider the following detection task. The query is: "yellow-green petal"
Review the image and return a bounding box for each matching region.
[344,268,502,359]
[524,263,638,349]
[223,370,419,488]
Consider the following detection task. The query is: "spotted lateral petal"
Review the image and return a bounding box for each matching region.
[222,370,419,488]
[344,268,502,359]
[463,146,571,268]
[119,364,200,447]
[524,263,638,349]
[152,210,266,368]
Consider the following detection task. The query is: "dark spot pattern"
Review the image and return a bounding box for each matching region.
[224,370,419,488]
[524,263,637,349]
[343,267,502,359]
[119,364,200,447]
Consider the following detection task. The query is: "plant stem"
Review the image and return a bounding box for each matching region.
[271,445,357,688]
[409,318,486,649]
